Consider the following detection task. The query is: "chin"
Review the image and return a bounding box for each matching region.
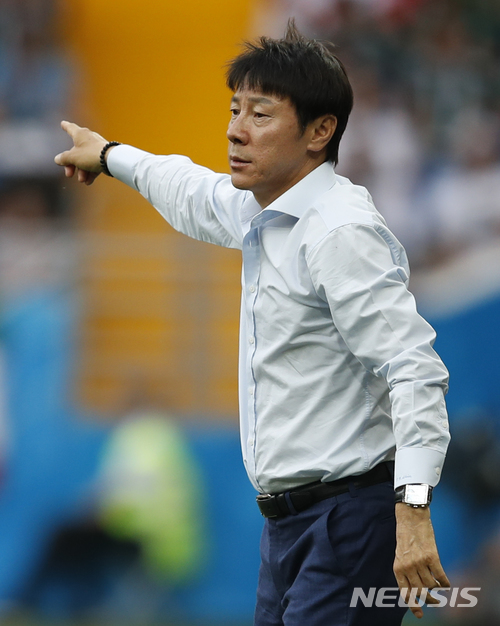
[230,174,251,191]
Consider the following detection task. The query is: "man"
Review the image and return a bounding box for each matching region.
[55,21,450,625]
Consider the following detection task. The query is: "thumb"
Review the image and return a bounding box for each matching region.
[54,149,74,166]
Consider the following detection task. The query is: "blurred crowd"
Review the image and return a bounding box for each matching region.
[0,0,74,480]
[0,0,71,172]
[0,0,75,507]
[270,0,500,270]
[0,0,74,305]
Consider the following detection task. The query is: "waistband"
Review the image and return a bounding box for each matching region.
[256,461,394,519]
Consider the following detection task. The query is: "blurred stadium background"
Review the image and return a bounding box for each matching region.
[0,0,499,624]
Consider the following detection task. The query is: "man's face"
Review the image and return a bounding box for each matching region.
[227,87,318,208]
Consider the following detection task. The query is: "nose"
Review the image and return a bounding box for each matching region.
[227,115,248,145]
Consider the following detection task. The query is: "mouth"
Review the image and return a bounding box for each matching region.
[229,156,251,169]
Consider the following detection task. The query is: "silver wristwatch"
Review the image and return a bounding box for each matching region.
[394,484,433,508]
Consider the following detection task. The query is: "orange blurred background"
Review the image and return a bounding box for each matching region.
[59,0,254,417]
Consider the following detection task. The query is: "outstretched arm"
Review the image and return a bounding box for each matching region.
[54,121,113,185]
[55,121,244,249]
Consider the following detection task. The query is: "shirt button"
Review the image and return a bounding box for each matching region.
[249,285,256,293]
[249,337,255,344]
[248,439,254,447]
[249,388,254,396]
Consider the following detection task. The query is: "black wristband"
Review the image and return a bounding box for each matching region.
[100,141,121,177]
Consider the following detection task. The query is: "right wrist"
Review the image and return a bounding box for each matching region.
[99,141,122,176]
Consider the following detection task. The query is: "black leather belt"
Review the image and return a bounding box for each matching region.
[256,462,394,519]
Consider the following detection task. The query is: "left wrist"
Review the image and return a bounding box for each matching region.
[394,483,433,508]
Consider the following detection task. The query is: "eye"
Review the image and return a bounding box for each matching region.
[254,112,267,119]
[230,108,240,117]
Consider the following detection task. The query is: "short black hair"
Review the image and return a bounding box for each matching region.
[226,20,353,166]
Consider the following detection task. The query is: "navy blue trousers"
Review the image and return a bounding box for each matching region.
[255,480,408,626]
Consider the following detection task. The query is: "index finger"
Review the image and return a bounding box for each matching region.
[60,120,82,139]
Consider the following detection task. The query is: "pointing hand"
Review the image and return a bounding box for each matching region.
[54,121,110,186]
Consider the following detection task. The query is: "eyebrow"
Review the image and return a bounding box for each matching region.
[231,95,275,105]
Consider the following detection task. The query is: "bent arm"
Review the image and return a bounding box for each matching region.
[307,223,450,485]
[308,223,451,617]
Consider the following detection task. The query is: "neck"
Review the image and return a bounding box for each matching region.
[255,156,327,209]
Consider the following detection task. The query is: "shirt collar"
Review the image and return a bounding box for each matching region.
[240,161,336,225]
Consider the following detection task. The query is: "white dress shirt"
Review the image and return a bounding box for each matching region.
[108,146,450,494]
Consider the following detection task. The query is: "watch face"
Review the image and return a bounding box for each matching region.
[405,484,429,505]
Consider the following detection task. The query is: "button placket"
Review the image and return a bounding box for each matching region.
[242,224,261,485]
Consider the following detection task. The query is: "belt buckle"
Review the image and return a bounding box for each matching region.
[256,493,272,501]
[256,493,279,518]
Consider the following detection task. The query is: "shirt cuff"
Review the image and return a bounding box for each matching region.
[394,447,446,488]
[106,144,152,189]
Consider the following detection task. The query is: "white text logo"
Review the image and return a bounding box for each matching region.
[350,587,480,608]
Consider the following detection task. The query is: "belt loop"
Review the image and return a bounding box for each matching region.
[275,493,290,517]
[284,491,299,515]
[348,482,359,498]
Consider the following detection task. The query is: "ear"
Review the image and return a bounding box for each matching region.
[307,115,337,154]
